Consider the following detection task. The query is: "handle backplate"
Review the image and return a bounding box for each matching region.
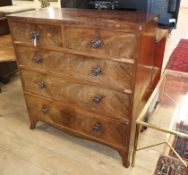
[92,123,102,132]
[91,38,102,49]
[33,55,43,63]
[92,67,102,76]
[92,96,102,103]
[38,80,47,89]
[41,106,48,114]
[31,31,40,46]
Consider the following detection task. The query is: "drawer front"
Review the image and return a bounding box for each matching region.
[21,69,130,120]
[16,46,134,90]
[10,22,36,43]
[10,22,62,47]
[25,94,129,147]
[65,27,137,59]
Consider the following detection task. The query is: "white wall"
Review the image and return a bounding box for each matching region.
[13,0,61,8]
[181,0,188,7]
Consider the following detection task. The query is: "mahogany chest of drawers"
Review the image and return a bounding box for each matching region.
[8,8,159,167]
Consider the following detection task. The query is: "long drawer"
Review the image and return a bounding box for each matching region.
[16,46,134,91]
[65,27,137,60]
[10,22,62,47]
[25,93,129,147]
[21,69,131,120]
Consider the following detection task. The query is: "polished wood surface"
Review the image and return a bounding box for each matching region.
[156,28,169,43]
[21,69,131,121]
[9,22,36,44]
[0,35,15,62]
[65,27,137,59]
[37,24,63,47]
[133,22,156,109]
[25,93,129,148]
[152,37,167,89]
[129,22,157,161]
[10,22,63,47]
[15,46,134,91]
[8,8,163,168]
[8,8,158,31]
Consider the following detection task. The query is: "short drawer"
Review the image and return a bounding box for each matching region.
[25,94,129,147]
[10,22,62,47]
[64,27,137,60]
[21,69,131,120]
[16,46,134,91]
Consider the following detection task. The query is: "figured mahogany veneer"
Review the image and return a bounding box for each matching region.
[15,46,134,91]
[21,69,131,121]
[8,8,162,168]
[64,27,137,59]
[25,93,129,148]
[10,22,63,47]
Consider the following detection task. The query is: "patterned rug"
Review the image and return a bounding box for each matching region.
[169,122,188,161]
[166,39,188,72]
[154,155,187,175]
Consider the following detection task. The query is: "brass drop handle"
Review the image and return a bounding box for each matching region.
[38,80,47,89]
[92,96,102,103]
[41,106,48,114]
[92,123,102,132]
[91,38,102,48]
[31,31,40,46]
[33,55,43,63]
[92,67,102,76]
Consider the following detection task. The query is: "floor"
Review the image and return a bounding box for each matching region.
[0,8,188,175]
[0,76,165,175]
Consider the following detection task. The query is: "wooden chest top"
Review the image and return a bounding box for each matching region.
[8,7,158,30]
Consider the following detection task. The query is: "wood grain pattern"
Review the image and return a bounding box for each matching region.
[10,22,62,47]
[152,37,167,89]
[133,22,157,109]
[7,8,164,168]
[10,22,36,44]
[65,27,137,59]
[21,69,130,121]
[129,22,158,162]
[24,93,129,148]
[15,46,134,91]
[37,24,63,47]
[7,8,158,31]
